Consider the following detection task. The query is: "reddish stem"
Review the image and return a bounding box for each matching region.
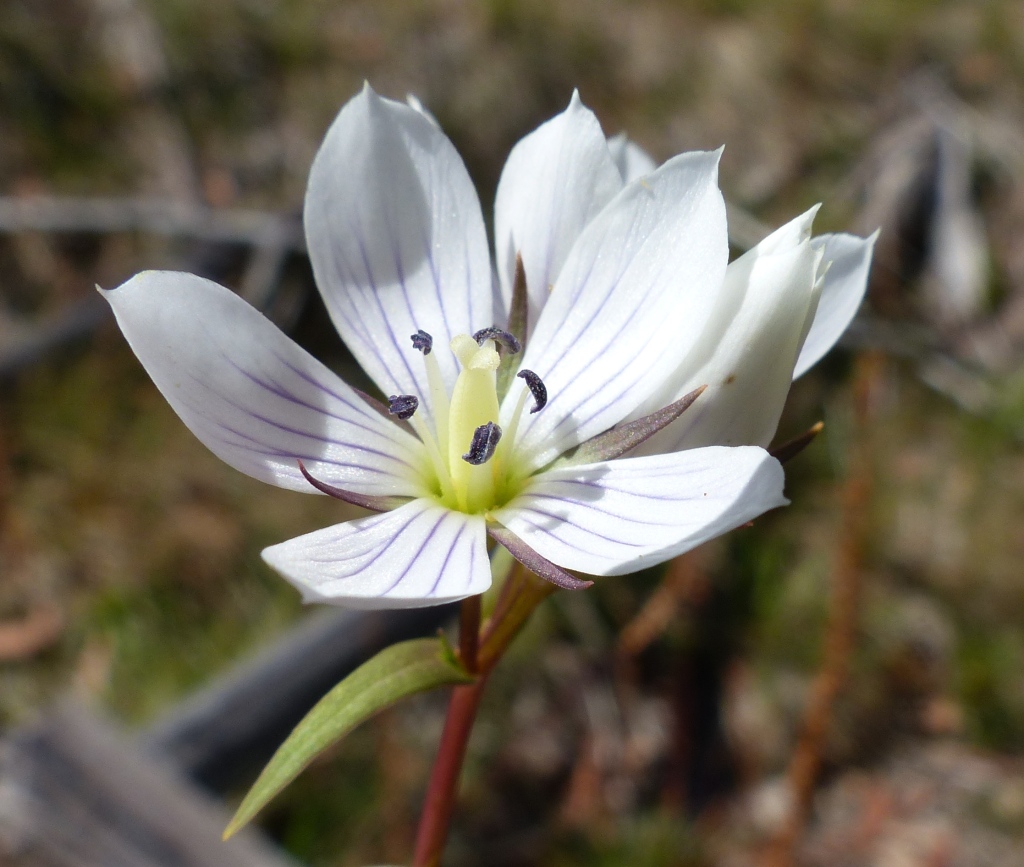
[412,564,554,866]
[458,595,480,675]
[412,678,488,867]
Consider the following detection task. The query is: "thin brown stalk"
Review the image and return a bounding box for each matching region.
[761,350,884,867]
[617,549,707,658]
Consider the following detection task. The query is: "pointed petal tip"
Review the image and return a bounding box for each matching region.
[100,270,179,303]
[803,202,823,233]
[350,81,389,120]
[658,147,724,184]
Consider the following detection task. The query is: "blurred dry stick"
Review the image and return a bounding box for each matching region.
[617,550,709,658]
[761,350,884,867]
[0,605,64,662]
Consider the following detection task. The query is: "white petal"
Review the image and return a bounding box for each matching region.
[607,132,657,182]
[304,84,492,425]
[634,208,823,453]
[792,231,877,379]
[262,500,489,609]
[506,149,728,473]
[101,271,428,497]
[494,91,623,329]
[493,447,786,577]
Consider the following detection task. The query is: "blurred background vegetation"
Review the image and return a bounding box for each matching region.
[2,0,1024,865]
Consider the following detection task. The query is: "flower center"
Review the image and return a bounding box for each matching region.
[391,328,545,514]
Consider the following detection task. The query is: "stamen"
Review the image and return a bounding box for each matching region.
[410,329,433,354]
[422,347,450,455]
[462,422,502,465]
[387,394,419,420]
[491,385,529,486]
[408,414,458,504]
[516,369,547,413]
[472,326,521,355]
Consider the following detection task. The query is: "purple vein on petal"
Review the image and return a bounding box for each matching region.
[427,514,468,597]
[541,478,717,505]
[523,491,685,527]
[226,356,401,447]
[351,212,422,396]
[507,504,648,548]
[465,528,478,591]
[177,358,417,472]
[381,508,449,595]
[530,265,659,439]
[270,351,405,430]
[206,418,403,479]
[304,511,421,570]
[190,317,419,465]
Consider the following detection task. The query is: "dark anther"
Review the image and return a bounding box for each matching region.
[472,326,521,355]
[517,369,547,413]
[462,421,502,465]
[388,394,419,420]
[411,330,433,355]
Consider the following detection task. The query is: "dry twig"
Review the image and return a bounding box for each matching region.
[761,350,884,867]
[617,551,708,658]
[0,196,303,251]
[0,605,64,662]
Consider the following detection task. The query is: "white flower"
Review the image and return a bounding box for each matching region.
[101,86,874,609]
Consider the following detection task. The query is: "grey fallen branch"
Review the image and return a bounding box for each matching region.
[0,197,307,378]
[0,606,455,866]
[0,195,766,258]
[0,196,304,251]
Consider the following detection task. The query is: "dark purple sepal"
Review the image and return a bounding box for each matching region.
[487,523,594,591]
[507,252,529,348]
[769,420,824,465]
[297,460,409,513]
[497,252,529,403]
[554,384,707,468]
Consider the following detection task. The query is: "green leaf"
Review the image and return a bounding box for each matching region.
[224,637,474,839]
